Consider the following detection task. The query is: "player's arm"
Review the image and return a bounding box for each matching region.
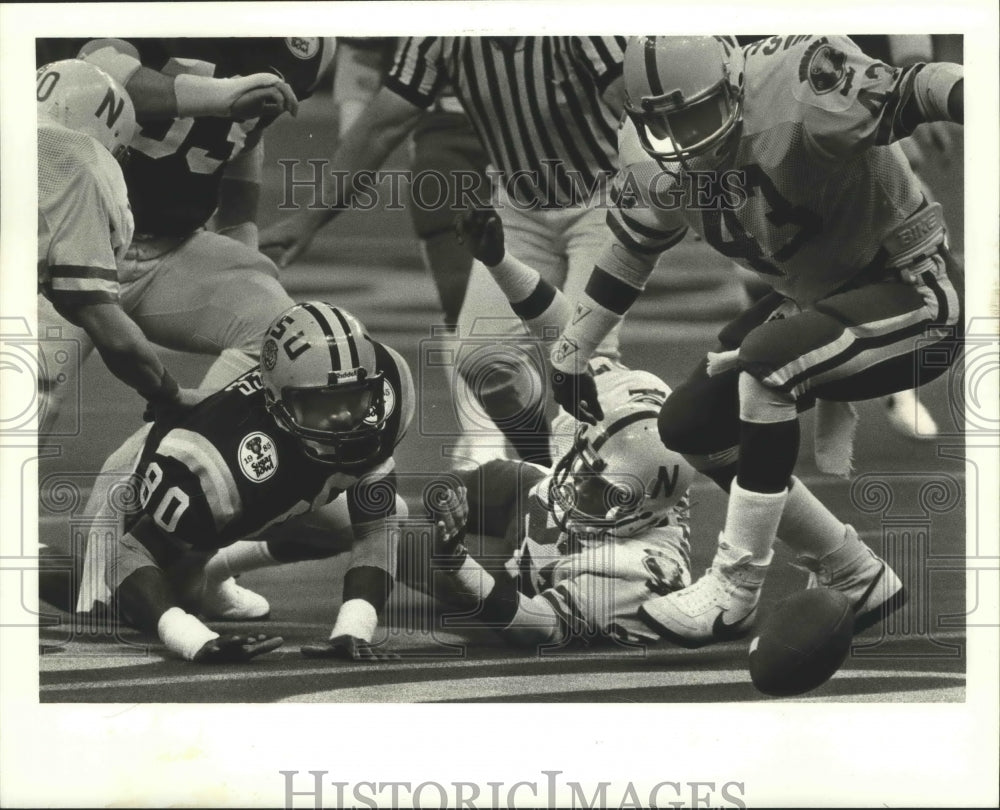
[798,36,962,161]
[550,159,688,423]
[456,207,572,344]
[302,466,402,660]
[260,36,440,267]
[109,453,279,662]
[333,38,394,138]
[433,523,565,645]
[78,39,297,122]
[58,300,192,408]
[574,35,629,115]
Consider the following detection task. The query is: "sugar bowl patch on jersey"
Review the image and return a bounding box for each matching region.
[237,431,279,482]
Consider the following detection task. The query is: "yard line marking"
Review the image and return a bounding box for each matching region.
[39,629,971,693]
[276,669,965,703]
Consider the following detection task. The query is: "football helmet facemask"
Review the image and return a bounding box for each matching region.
[260,303,388,469]
[36,59,136,164]
[546,398,694,540]
[623,35,744,170]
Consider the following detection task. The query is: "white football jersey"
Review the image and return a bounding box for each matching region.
[37,121,133,305]
[613,35,926,306]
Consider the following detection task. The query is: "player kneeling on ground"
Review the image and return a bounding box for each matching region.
[79,302,414,663]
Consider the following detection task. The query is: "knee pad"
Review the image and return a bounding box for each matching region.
[738,372,796,424]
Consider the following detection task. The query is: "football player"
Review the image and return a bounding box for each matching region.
[427,368,695,648]
[36,37,328,433]
[77,302,415,663]
[37,59,203,416]
[550,36,963,646]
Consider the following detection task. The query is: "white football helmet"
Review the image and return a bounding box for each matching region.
[623,35,744,169]
[36,59,136,163]
[547,394,695,540]
[260,302,389,468]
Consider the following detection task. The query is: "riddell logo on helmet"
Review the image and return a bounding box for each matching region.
[330,369,360,381]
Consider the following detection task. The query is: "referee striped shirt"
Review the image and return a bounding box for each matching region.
[384,36,627,208]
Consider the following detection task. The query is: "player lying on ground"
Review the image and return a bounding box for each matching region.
[37,59,203,417]
[77,302,414,662]
[424,366,695,648]
[550,36,963,646]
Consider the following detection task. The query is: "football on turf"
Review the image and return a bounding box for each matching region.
[748,588,853,697]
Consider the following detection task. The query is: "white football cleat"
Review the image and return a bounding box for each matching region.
[883,389,938,440]
[638,540,768,648]
[798,526,906,633]
[199,577,270,621]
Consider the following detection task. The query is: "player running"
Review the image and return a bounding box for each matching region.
[550,36,963,646]
[37,59,205,416]
[37,37,328,432]
[76,302,414,663]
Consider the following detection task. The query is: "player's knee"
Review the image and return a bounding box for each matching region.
[228,275,295,355]
[458,347,544,420]
[658,382,734,455]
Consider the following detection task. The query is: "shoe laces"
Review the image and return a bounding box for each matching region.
[675,567,731,612]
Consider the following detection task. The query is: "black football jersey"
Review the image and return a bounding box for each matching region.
[132,341,413,549]
[123,37,332,235]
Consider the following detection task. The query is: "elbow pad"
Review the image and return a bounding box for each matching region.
[78,41,142,88]
[913,63,963,123]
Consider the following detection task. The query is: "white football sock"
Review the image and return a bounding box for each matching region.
[157,607,218,661]
[329,598,378,643]
[204,540,277,584]
[778,476,848,560]
[722,480,787,563]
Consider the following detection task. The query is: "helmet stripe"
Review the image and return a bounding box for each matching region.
[328,306,361,369]
[300,301,347,372]
[592,409,658,452]
[643,36,665,96]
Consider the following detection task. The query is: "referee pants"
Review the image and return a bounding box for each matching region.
[453,186,620,437]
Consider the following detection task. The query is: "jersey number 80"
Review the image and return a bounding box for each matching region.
[139,461,190,533]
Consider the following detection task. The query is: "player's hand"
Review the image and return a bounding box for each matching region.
[903,121,958,172]
[230,74,299,120]
[428,484,469,555]
[260,209,334,268]
[455,207,505,266]
[300,635,400,661]
[551,369,604,425]
[143,386,211,423]
[192,633,284,663]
